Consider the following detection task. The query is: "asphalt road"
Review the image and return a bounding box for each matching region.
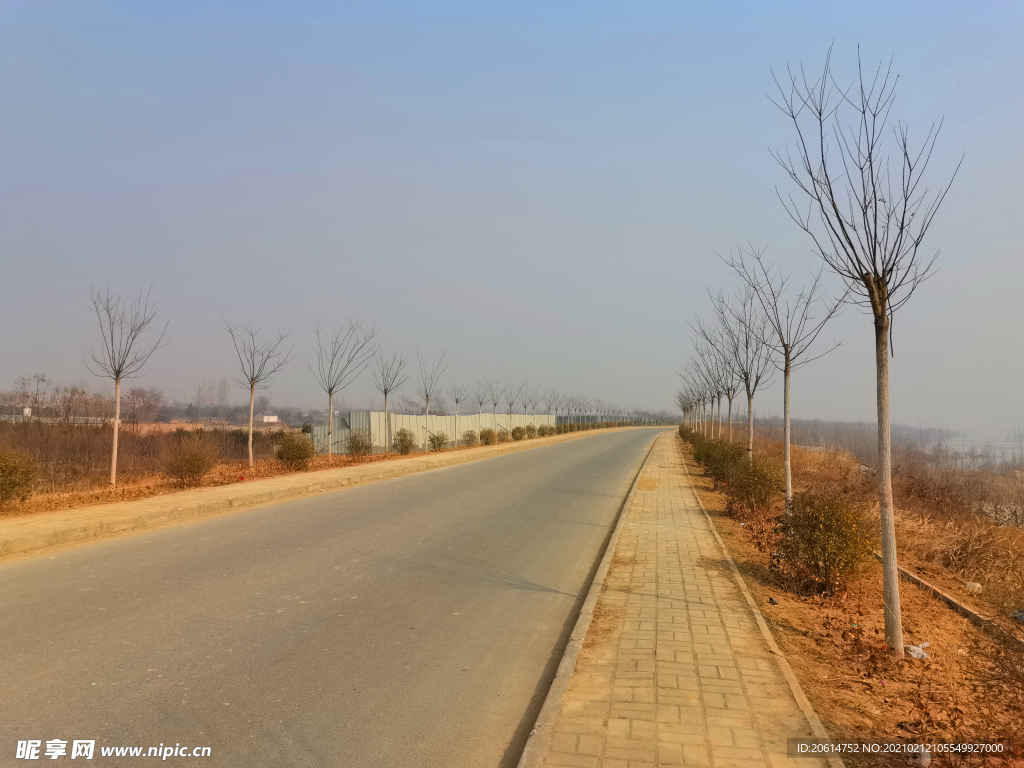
[0,428,662,768]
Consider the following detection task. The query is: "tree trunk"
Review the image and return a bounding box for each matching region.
[727,395,734,443]
[425,398,430,451]
[874,311,904,656]
[247,384,255,468]
[455,402,459,448]
[327,390,334,457]
[746,391,754,463]
[110,375,121,486]
[783,349,793,514]
[716,396,722,439]
[384,393,390,454]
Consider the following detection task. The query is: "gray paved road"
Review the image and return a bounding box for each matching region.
[0,429,661,768]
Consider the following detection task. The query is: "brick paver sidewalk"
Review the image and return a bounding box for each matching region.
[541,432,831,768]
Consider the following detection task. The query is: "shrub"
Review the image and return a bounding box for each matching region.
[537,425,550,437]
[301,422,312,434]
[392,428,416,455]
[511,426,526,441]
[347,428,374,458]
[525,424,538,439]
[731,455,784,517]
[278,432,316,470]
[779,488,873,591]
[497,429,512,443]
[0,449,36,505]
[166,435,216,488]
[462,430,479,447]
[479,428,497,446]
[428,431,449,451]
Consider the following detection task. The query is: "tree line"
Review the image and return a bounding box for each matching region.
[676,47,960,659]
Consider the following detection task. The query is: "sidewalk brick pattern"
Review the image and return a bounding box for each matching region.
[543,433,826,768]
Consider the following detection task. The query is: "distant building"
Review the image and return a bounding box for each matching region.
[254,411,279,423]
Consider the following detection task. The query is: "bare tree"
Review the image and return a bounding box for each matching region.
[771,47,960,656]
[224,321,293,468]
[308,319,380,456]
[373,350,409,454]
[415,351,447,449]
[447,384,468,446]
[504,380,526,431]
[543,390,560,420]
[711,286,774,458]
[190,380,209,425]
[86,285,168,486]
[487,380,502,420]
[471,381,489,418]
[215,377,229,420]
[728,245,843,511]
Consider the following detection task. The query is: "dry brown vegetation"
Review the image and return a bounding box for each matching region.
[680,432,1024,766]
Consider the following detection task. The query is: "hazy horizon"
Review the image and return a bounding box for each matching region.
[3,2,1021,436]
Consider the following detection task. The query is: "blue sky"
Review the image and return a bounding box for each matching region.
[2,1,1021,433]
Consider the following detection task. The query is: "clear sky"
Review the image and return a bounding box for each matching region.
[2,1,1020,434]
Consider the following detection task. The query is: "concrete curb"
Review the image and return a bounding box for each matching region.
[0,427,656,563]
[516,430,664,768]
[679,438,845,768]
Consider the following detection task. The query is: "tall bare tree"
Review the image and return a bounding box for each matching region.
[373,350,409,454]
[471,381,489,418]
[711,286,774,459]
[224,321,292,468]
[416,351,447,419]
[487,380,502,420]
[86,285,168,486]
[447,383,468,446]
[504,380,526,431]
[308,319,380,456]
[728,245,843,512]
[771,47,960,656]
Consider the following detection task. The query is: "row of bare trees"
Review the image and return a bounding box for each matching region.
[677,47,960,658]
[79,285,669,481]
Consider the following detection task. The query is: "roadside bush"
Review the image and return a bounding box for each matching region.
[730,455,784,518]
[537,425,550,437]
[693,439,746,485]
[497,429,512,443]
[165,435,216,488]
[392,428,416,455]
[428,431,449,451]
[278,432,316,470]
[0,449,36,505]
[347,428,374,458]
[779,488,872,591]
[525,424,538,439]
[511,426,526,441]
[462,430,479,447]
[479,428,497,446]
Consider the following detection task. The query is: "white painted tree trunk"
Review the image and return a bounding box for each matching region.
[110,376,121,486]
[327,391,334,457]
[875,313,904,656]
[746,391,754,463]
[783,351,793,514]
[247,384,255,468]
[727,395,733,443]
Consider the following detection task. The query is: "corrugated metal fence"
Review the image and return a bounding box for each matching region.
[310,411,558,454]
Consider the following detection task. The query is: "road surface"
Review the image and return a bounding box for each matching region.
[0,429,661,767]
